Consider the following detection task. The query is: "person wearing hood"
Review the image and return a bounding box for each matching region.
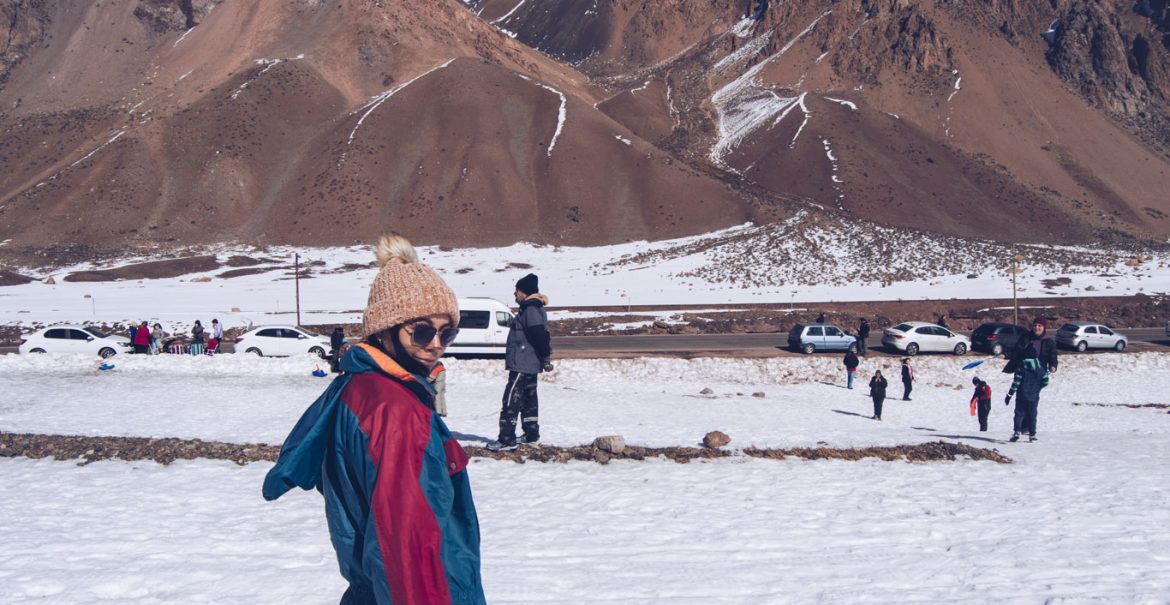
[488,272,552,451]
[970,376,993,432]
[1005,346,1049,443]
[262,232,486,605]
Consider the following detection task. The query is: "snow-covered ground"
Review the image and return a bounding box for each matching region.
[2,352,1169,603]
[1,222,1168,334]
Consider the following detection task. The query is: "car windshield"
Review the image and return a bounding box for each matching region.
[83,327,109,338]
[892,323,913,332]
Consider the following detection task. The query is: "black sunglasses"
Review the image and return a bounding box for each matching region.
[404,322,460,348]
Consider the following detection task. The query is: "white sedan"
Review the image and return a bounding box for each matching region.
[881,321,970,356]
[234,326,331,358]
[19,326,132,358]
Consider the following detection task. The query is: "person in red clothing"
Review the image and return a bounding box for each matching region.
[132,321,151,354]
[970,376,993,431]
[264,232,485,605]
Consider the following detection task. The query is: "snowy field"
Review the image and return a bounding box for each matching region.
[2,352,1169,603]
[2,224,1168,332]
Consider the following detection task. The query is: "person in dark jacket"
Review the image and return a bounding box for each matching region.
[1005,346,1049,442]
[191,320,205,344]
[869,370,888,420]
[488,273,553,451]
[971,376,993,431]
[815,312,826,324]
[329,326,346,372]
[936,313,948,329]
[857,318,870,356]
[900,358,914,400]
[1003,316,1058,375]
[263,232,485,605]
[843,349,860,389]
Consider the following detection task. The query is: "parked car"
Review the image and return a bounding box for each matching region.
[235,326,331,358]
[446,297,514,357]
[970,322,1029,355]
[1055,322,1128,352]
[881,321,969,356]
[19,325,131,358]
[787,323,858,354]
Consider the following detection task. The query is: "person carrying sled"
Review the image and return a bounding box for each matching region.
[488,272,553,451]
[869,370,888,420]
[843,348,860,389]
[970,376,993,432]
[262,232,486,605]
[1005,346,1049,442]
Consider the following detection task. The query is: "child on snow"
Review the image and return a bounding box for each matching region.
[869,370,888,421]
[970,377,992,432]
[1005,348,1049,442]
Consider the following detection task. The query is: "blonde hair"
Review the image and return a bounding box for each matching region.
[375,232,419,267]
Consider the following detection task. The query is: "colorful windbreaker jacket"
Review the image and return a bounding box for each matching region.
[263,343,485,605]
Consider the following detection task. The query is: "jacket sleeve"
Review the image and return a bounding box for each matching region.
[365,404,460,604]
[522,310,552,360]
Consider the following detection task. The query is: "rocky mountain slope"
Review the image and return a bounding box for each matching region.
[1,0,1169,263]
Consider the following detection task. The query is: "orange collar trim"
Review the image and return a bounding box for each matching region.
[355,342,416,383]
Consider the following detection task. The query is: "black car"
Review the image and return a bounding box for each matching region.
[970,323,1028,355]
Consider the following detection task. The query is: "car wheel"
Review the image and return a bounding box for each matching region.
[30,348,46,354]
[1114,340,1126,352]
[953,343,967,356]
[1076,341,1088,352]
[991,343,1003,356]
[802,343,815,355]
[246,348,263,356]
[99,347,117,359]
[309,346,326,359]
[905,343,919,356]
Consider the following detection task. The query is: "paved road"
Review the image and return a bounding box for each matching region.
[3,329,1167,357]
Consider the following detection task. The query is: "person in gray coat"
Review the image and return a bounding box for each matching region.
[488,273,553,451]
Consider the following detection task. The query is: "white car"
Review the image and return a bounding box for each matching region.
[235,326,331,358]
[1055,322,1128,352]
[19,325,131,358]
[446,297,515,357]
[881,321,970,356]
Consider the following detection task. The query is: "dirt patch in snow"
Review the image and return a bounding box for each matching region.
[0,270,35,286]
[63,256,221,282]
[0,433,1011,466]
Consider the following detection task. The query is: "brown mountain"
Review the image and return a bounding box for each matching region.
[1,0,1169,263]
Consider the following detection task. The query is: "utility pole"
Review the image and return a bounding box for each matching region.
[295,253,302,328]
[1009,252,1024,326]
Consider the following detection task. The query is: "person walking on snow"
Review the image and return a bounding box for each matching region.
[150,323,165,355]
[1005,347,1049,442]
[857,318,870,356]
[330,326,346,373]
[869,370,888,420]
[900,358,914,401]
[843,348,860,389]
[488,273,553,452]
[263,232,486,605]
[970,376,993,432]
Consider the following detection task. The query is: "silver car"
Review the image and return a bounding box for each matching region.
[1055,322,1127,352]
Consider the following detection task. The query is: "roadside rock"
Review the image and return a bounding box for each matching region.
[593,435,626,454]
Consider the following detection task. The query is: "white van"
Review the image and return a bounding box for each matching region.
[447,297,514,357]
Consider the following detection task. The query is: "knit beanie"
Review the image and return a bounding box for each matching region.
[362,234,460,337]
[516,273,539,295]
